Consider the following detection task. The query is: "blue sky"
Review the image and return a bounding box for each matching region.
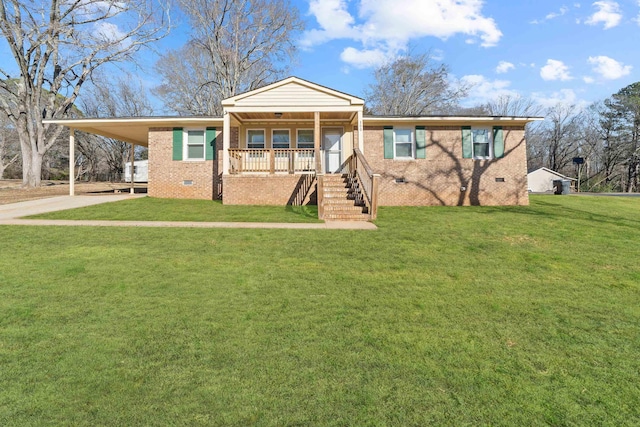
[287,0,640,110]
[1,0,638,113]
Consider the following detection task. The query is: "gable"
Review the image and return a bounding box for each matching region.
[233,82,352,108]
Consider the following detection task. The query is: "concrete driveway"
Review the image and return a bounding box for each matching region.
[0,195,142,220]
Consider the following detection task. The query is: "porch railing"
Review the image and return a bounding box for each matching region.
[343,148,380,220]
[229,149,316,174]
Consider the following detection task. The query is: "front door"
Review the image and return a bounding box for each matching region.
[323,128,342,173]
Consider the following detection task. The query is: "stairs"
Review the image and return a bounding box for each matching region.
[321,174,370,221]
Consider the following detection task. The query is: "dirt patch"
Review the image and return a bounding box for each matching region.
[0,180,146,205]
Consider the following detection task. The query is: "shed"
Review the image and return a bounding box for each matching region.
[527,167,576,193]
[124,160,148,183]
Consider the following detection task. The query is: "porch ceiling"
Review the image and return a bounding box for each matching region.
[234,111,355,122]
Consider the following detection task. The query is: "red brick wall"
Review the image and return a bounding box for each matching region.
[148,127,238,200]
[223,174,317,205]
[359,126,529,206]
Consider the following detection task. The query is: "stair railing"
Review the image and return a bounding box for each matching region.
[344,148,379,220]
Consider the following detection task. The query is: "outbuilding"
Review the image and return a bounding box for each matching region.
[527,167,576,193]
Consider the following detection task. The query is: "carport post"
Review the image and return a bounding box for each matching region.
[130,143,135,194]
[69,128,75,196]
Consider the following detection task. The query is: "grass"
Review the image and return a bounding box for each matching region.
[1,195,640,425]
[28,197,321,223]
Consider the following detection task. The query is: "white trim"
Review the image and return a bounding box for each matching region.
[223,111,230,175]
[296,128,315,149]
[363,116,544,122]
[271,129,291,149]
[357,110,364,152]
[69,128,75,196]
[246,128,266,149]
[226,105,363,113]
[393,128,415,160]
[321,126,344,174]
[471,127,493,160]
[183,128,206,161]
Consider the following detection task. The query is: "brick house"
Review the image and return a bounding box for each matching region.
[50,77,542,220]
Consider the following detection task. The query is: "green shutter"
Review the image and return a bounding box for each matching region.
[383,126,394,159]
[493,126,504,158]
[172,128,183,161]
[206,127,216,160]
[462,126,472,159]
[415,126,426,159]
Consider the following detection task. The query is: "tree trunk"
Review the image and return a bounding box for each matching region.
[20,137,44,188]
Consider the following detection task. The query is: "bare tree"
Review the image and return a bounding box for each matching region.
[364,52,468,116]
[81,73,154,179]
[0,0,169,187]
[0,112,19,178]
[483,94,543,117]
[482,95,545,172]
[533,104,583,173]
[607,82,640,192]
[155,44,222,115]
[155,0,304,115]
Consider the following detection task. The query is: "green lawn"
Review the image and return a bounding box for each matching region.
[28,197,321,223]
[2,195,639,426]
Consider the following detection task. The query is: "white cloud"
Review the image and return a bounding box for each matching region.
[459,74,518,106]
[531,6,569,24]
[431,49,445,61]
[546,6,569,20]
[94,22,125,42]
[531,89,589,109]
[583,76,596,83]
[585,1,622,29]
[540,59,572,81]
[496,61,515,74]
[340,47,388,69]
[588,55,632,79]
[302,0,502,67]
[301,0,358,48]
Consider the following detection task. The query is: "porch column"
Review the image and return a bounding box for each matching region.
[130,143,135,194]
[69,128,75,196]
[357,109,364,152]
[314,111,321,172]
[223,109,230,175]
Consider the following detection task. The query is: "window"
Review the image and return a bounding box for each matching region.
[185,129,205,160]
[296,129,314,149]
[394,128,414,159]
[247,129,265,149]
[272,129,290,149]
[471,128,491,159]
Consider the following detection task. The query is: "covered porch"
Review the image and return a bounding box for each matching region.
[219,78,378,219]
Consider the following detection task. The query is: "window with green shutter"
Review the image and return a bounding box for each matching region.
[186,129,205,160]
[462,126,472,159]
[383,126,394,159]
[462,126,498,159]
[493,126,504,158]
[415,126,426,159]
[172,128,183,161]
[206,127,216,160]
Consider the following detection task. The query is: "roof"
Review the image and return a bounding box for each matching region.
[43,76,542,144]
[363,115,543,125]
[527,167,577,181]
[43,117,223,147]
